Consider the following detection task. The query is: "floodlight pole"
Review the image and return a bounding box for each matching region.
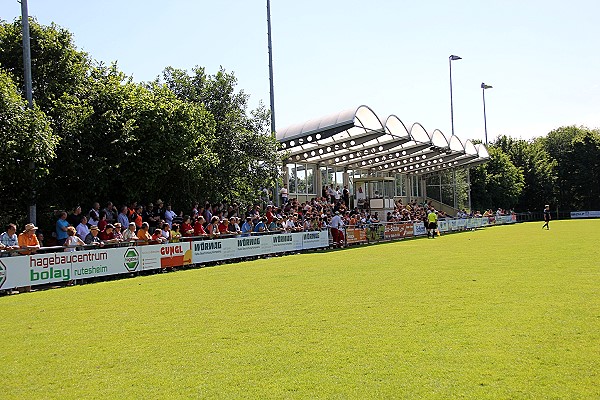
[449,55,462,137]
[266,0,276,137]
[266,0,280,207]
[481,82,493,145]
[21,0,36,224]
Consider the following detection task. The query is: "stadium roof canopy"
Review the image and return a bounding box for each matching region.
[276,105,489,176]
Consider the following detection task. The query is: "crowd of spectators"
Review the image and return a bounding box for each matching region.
[1,190,514,256]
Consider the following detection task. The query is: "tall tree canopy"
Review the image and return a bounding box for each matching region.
[0,18,281,227]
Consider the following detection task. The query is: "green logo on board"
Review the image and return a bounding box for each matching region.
[124,248,139,271]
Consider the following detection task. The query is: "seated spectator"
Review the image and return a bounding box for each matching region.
[122,222,138,241]
[252,216,266,233]
[207,216,221,236]
[161,223,171,241]
[18,223,41,254]
[64,226,85,252]
[99,224,117,242]
[181,216,194,237]
[0,223,19,252]
[193,216,207,237]
[218,218,229,234]
[76,216,90,241]
[137,222,151,242]
[151,228,167,244]
[84,226,103,246]
[170,223,182,243]
[241,217,253,236]
[112,223,124,241]
[228,217,241,234]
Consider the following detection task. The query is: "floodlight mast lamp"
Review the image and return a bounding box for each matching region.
[481,82,493,145]
[449,55,462,137]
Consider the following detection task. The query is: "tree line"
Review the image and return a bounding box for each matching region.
[470,126,600,212]
[0,18,281,229]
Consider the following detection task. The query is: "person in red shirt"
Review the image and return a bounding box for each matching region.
[180,216,194,237]
[265,205,274,225]
[99,224,116,242]
[193,216,207,236]
[151,228,167,243]
[218,218,229,234]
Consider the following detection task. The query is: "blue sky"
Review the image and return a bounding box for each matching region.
[2,0,599,142]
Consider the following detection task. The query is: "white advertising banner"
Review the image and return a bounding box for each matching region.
[413,222,427,236]
[301,231,329,249]
[0,257,28,290]
[438,220,449,232]
[571,211,600,219]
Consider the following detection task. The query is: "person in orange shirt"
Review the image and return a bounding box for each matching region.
[137,222,151,242]
[18,223,41,255]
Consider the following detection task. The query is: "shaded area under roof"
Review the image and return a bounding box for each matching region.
[277,105,489,176]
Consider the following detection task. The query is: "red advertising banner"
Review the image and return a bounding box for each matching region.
[345,228,367,244]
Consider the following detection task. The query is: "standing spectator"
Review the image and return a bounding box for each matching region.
[164,204,176,227]
[155,199,166,221]
[103,201,118,224]
[343,185,350,209]
[280,185,289,204]
[117,206,130,229]
[68,205,83,227]
[88,202,101,226]
[0,223,19,251]
[97,211,108,232]
[18,223,41,254]
[143,203,159,231]
[172,210,184,227]
[228,217,241,234]
[76,216,90,241]
[55,211,69,246]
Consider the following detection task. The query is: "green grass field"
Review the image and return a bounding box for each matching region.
[1,220,599,399]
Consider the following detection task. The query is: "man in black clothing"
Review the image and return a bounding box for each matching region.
[542,204,551,230]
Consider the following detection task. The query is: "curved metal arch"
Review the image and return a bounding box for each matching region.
[408,122,431,143]
[383,114,411,140]
[431,129,449,149]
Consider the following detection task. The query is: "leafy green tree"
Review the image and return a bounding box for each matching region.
[0,70,58,226]
[159,66,282,204]
[494,135,557,211]
[470,146,524,211]
[0,17,90,115]
[544,126,600,210]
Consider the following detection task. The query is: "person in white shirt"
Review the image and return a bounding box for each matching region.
[76,216,90,241]
[329,211,344,248]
